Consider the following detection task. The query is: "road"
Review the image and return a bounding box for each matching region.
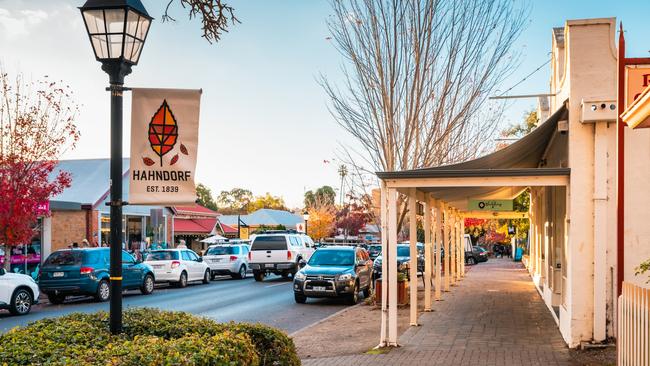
[0,275,349,334]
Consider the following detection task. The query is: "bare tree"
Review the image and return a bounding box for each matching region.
[321,0,527,228]
[163,0,240,44]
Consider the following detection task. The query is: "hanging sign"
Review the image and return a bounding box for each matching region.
[129,88,202,205]
[468,199,513,211]
[625,65,650,107]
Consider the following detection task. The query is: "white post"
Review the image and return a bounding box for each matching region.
[593,122,607,342]
[460,214,465,277]
[435,201,442,300]
[388,188,399,346]
[450,210,456,285]
[409,189,418,325]
[443,204,450,292]
[379,182,388,347]
[424,197,432,311]
[456,211,462,281]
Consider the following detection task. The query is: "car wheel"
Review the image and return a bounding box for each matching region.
[237,265,247,280]
[47,293,66,305]
[140,274,155,295]
[294,293,307,304]
[346,282,359,305]
[210,273,217,281]
[176,271,188,288]
[9,288,33,315]
[253,271,265,282]
[95,280,111,302]
[467,257,476,265]
[202,269,210,284]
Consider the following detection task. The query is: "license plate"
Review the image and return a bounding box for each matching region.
[153,265,163,269]
[313,286,326,291]
[212,259,222,263]
[265,264,274,268]
[53,272,64,278]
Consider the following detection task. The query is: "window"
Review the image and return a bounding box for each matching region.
[206,246,236,256]
[241,246,249,254]
[145,250,178,261]
[289,236,300,247]
[83,251,102,265]
[251,236,288,251]
[187,251,200,261]
[181,251,192,261]
[44,251,82,267]
[308,250,355,266]
[121,251,135,264]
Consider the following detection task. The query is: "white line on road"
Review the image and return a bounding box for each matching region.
[264,282,291,288]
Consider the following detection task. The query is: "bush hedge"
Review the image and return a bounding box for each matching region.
[0,308,299,366]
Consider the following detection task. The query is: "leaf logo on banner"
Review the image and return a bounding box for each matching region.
[147,100,179,166]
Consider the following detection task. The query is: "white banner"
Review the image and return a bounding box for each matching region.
[129,88,201,205]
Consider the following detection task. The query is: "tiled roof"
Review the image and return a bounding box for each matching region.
[173,205,219,217]
[219,209,303,228]
[174,218,216,234]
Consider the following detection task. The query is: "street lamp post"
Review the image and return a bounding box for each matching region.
[79,0,152,335]
[303,211,310,235]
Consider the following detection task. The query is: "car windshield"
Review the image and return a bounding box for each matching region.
[145,251,179,261]
[206,246,238,255]
[397,246,411,257]
[474,246,486,252]
[308,250,355,266]
[44,251,83,266]
[369,245,381,251]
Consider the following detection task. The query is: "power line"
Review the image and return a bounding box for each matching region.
[496,58,551,98]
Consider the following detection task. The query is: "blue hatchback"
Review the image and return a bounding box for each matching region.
[39,248,155,304]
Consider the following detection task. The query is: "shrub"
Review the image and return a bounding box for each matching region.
[0,308,298,366]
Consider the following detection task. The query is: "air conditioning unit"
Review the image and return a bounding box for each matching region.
[581,99,617,123]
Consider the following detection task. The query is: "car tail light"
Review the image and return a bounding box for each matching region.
[229,255,237,262]
[287,250,292,261]
[248,251,252,261]
[80,267,93,275]
[171,261,181,269]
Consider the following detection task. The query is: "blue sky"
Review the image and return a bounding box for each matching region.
[0,0,649,208]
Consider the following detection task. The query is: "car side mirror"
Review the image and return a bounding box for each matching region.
[299,259,307,268]
[197,257,203,262]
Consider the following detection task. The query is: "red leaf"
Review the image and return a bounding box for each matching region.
[170,154,179,165]
[180,143,188,155]
[143,157,155,166]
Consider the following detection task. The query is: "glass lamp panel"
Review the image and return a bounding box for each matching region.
[82,9,105,34]
[104,8,126,33]
[124,35,136,62]
[136,16,150,40]
[130,39,144,63]
[125,9,139,37]
[108,34,124,58]
[90,35,109,59]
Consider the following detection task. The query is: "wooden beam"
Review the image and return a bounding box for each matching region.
[461,211,530,219]
[409,189,418,326]
[385,175,569,188]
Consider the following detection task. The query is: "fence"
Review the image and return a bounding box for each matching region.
[618,281,650,366]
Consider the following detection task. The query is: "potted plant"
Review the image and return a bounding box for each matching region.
[373,271,409,305]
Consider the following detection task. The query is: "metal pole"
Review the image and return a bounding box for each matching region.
[305,219,308,235]
[103,60,131,335]
[616,22,625,298]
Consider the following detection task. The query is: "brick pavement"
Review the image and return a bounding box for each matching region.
[301,258,575,366]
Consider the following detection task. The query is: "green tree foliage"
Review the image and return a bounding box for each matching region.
[249,193,287,212]
[502,110,538,138]
[304,186,336,207]
[195,183,218,211]
[217,188,253,214]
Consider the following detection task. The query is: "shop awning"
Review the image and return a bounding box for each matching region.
[174,218,216,235]
[377,104,569,209]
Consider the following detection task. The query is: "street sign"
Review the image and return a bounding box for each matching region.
[468,199,513,211]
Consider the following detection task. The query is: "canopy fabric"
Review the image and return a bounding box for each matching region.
[173,218,216,234]
[200,235,228,243]
[376,104,569,209]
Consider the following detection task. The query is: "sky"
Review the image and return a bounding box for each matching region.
[0,0,649,208]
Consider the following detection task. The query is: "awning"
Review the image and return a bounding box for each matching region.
[377,104,569,209]
[174,218,216,235]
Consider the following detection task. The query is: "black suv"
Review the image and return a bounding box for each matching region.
[293,246,373,305]
[372,244,424,279]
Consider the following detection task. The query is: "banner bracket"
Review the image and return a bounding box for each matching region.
[105,86,132,92]
[106,200,129,207]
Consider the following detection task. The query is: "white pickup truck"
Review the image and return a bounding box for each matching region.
[248,232,315,281]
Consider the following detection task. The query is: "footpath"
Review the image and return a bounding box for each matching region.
[302,259,575,366]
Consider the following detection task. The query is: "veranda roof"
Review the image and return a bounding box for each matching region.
[376,104,569,210]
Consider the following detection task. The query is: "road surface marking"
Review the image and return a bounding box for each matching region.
[265,282,291,288]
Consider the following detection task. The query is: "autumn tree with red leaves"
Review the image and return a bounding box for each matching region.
[0,72,80,270]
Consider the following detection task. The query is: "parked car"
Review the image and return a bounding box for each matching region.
[373,244,424,279]
[368,244,382,260]
[203,243,249,280]
[0,267,39,315]
[39,248,155,304]
[249,232,315,281]
[144,249,210,287]
[293,246,373,305]
[467,246,489,264]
